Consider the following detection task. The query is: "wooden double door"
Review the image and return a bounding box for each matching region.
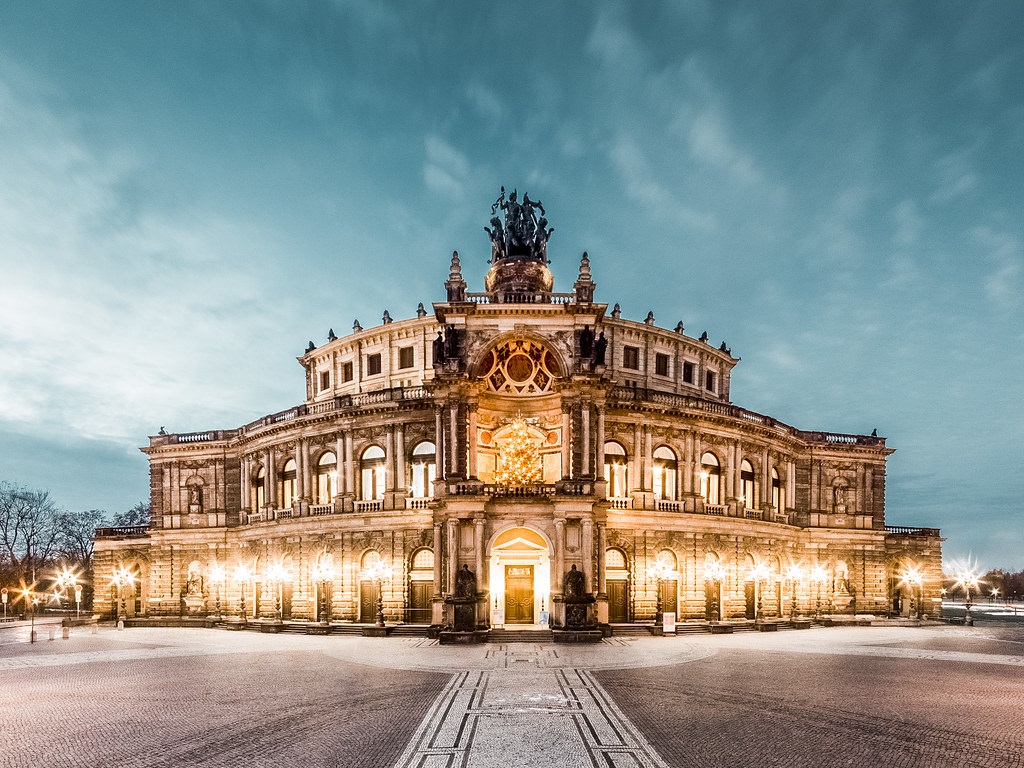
[504,565,534,623]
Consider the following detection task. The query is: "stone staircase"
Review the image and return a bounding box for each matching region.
[488,627,554,643]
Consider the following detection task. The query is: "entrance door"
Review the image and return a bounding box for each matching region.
[659,580,678,618]
[409,581,432,623]
[281,583,293,619]
[608,579,629,623]
[360,581,379,623]
[744,581,756,619]
[504,565,534,624]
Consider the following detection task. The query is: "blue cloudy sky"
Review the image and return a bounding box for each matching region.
[1,2,1021,568]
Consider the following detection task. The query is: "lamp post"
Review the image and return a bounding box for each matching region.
[750,563,770,621]
[809,565,828,622]
[899,566,924,620]
[54,567,80,618]
[266,562,291,622]
[209,565,226,621]
[785,565,804,619]
[19,587,41,643]
[953,566,981,626]
[646,559,674,626]
[233,564,252,625]
[363,559,391,627]
[312,560,335,625]
[703,561,726,622]
[111,567,135,629]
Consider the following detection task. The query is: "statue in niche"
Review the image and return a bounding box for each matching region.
[445,325,460,360]
[579,326,594,359]
[593,332,607,365]
[564,564,585,598]
[833,485,848,514]
[455,565,476,598]
[188,486,203,514]
[432,330,446,364]
[185,568,203,597]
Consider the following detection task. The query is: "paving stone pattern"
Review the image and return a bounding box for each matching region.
[1,624,1022,768]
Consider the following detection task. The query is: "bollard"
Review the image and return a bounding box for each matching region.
[90,623,98,634]
[47,627,55,641]
[62,627,70,640]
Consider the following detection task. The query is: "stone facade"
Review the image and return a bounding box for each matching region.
[95,195,942,628]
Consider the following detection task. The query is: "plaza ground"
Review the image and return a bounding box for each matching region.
[1,622,1022,767]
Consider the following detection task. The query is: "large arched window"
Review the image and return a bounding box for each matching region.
[410,441,436,499]
[253,466,266,510]
[700,452,721,505]
[316,452,337,504]
[360,446,386,500]
[771,467,782,512]
[280,459,297,507]
[604,442,628,498]
[740,459,755,509]
[653,446,677,500]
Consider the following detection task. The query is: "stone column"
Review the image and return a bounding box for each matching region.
[467,404,479,479]
[266,450,276,508]
[643,426,653,492]
[474,518,485,590]
[446,519,458,595]
[385,427,395,493]
[241,457,251,511]
[448,404,459,478]
[632,426,642,492]
[434,406,445,478]
[597,523,608,594]
[581,401,591,476]
[432,523,443,596]
[595,404,606,471]
[335,435,344,499]
[787,460,796,509]
[395,424,406,495]
[561,404,572,479]
[295,442,305,501]
[345,432,355,498]
[582,519,594,593]
[554,519,565,596]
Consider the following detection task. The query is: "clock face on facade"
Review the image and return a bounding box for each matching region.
[479,338,560,395]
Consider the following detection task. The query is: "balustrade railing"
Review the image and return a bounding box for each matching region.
[95,525,150,538]
[405,497,433,509]
[607,497,633,510]
[885,525,941,537]
[354,499,383,512]
[704,505,727,516]
[656,499,682,512]
[309,504,334,516]
[744,508,764,521]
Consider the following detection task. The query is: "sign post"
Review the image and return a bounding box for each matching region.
[662,611,676,635]
[1,587,7,621]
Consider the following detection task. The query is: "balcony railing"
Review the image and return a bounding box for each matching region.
[405,497,433,509]
[704,504,727,516]
[607,497,633,510]
[309,504,334,516]
[744,508,763,521]
[354,499,384,512]
[885,525,941,537]
[95,525,150,538]
[656,499,683,512]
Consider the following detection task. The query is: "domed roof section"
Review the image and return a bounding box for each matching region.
[483,186,555,297]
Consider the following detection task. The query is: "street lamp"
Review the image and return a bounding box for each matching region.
[785,564,804,619]
[646,558,675,626]
[209,565,226,621]
[362,559,391,627]
[54,567,81,618]
[312,559,336,625]
[19,586,41,643]
[703,561,726,622]
[899,566,924,620]
[111,567,136,628]
[749,563,771,621]
[952,566,981,626]
[233,564,253,624]
[809,565,828,621]
[266,561,292,622]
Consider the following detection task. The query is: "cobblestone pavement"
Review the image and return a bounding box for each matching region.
[1,623,1022,767]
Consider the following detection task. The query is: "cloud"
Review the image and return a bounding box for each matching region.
[687,106,765,189]
[973,226,1022,312]
[930,150,978,204]
[608,136,717,232]
[422,135,472,199]
[465,82,504,124]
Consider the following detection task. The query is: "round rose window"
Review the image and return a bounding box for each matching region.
[481,339,560,395]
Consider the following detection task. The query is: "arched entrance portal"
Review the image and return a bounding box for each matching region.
[488,527,551,626]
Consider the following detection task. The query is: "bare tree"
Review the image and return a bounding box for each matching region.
[112,501,151,528]
[0,482,62,584]
[56,509,108,570]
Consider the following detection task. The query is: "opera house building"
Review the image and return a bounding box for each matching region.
[95,190,942,636]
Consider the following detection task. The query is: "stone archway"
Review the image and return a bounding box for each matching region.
[488,526,552,626]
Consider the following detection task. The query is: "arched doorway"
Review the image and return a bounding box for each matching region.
[606,548,630,623]
[488,527,551,626]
